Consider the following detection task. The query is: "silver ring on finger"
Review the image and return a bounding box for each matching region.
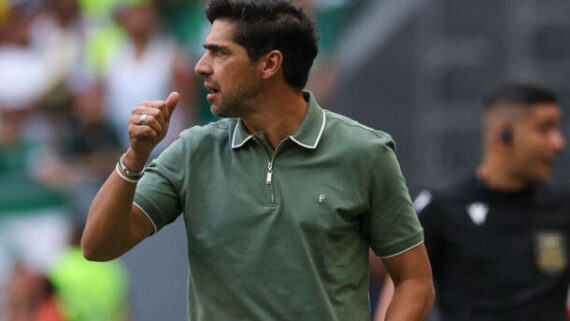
[139,113,148,125]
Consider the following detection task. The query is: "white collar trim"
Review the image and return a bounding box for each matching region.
[231,122,254,149]
[231,109,326,150]
[288,110,327,149]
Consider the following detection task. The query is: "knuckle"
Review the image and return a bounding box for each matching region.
[150,109,162,119]
[130,127,142,137]
[145,127,158,137]
[153,118,164,130]
[148,100,165,108]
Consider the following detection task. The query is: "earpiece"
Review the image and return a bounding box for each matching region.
[500,127,513,144]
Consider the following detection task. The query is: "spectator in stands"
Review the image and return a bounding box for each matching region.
[2,264,64,321]
[49,221,130,321]
[29,0,86,91]
[296,0,352,104]
[37,80,122,217]
[103,0,195,153]
[0,3,70,312]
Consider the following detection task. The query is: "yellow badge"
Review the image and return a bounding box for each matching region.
[534,231,567,276]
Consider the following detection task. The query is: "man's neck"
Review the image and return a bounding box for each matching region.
[134,36,151,59]
[477,160,532,192]
[242,87,308,150]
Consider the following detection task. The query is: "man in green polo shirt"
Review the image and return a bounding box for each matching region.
[82,1,434,320]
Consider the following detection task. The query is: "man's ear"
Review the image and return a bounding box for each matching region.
[493,124,513,145]
[260,50,283,80]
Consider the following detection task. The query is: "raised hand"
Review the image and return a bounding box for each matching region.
[125,92,180,170]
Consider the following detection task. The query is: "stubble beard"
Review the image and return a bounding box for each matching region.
[210,82,262,119]
[211,93,254,118]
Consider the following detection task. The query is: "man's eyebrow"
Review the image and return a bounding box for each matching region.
[203,43,228,52]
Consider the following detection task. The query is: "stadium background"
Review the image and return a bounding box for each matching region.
[0,0,569,320]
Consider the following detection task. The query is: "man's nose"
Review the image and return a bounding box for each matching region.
[194,54,212,76]
[552,130,566,152]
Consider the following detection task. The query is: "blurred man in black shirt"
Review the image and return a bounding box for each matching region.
[416,84,568,321]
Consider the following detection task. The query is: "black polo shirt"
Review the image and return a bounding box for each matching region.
[416,174,570,321]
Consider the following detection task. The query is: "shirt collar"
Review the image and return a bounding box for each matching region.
[231,91,327,150]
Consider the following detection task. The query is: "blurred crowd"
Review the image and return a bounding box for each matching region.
[0,0,354,320]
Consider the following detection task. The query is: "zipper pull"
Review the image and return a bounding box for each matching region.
[266,162,273,184]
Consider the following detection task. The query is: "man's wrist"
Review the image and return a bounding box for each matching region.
[123,148,149,173]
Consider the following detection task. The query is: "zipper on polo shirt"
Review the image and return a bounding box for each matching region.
[266,162,273,185]
[265,139,287,206]
[266,161,275,203]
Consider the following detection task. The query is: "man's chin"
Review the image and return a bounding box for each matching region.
[210,104,227,118]
[538,169,553,181]
[530,166,553,182]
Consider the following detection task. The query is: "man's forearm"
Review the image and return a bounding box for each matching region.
[384,278,434,321]
[81,167,139,261]
[82,93,179,261]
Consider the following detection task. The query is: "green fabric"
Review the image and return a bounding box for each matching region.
[316,6,349,54]
[159,1,208,54]
[0,142,29,173]
[134,92,423,321]
[0,143,68,215]
[0,172,68,214]
[49,247,129,321]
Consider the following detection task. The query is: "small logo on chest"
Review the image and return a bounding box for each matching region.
[318,193,326,203]
[466,202,489,225]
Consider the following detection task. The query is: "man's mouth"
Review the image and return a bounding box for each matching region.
[204,82,220,102]
[204,82,219,92]
[204,85,219,102]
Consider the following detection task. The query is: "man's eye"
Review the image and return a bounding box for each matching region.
[214,50,223,56]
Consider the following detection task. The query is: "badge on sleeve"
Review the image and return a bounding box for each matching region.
[534,231,567,276]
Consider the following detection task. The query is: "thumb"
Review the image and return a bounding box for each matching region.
[165,91,180,119]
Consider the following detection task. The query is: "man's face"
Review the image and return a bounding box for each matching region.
[120,5,157,41]
[509,103,565,182]
[194,19,263,118]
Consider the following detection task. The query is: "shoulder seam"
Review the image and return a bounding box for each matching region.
[325,111,391,142]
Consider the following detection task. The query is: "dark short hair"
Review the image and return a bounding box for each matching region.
[484,83,558,111]
[205,0,319,90]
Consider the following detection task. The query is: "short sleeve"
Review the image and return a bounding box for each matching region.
[367,141,424,258]
[134,137,187,234]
